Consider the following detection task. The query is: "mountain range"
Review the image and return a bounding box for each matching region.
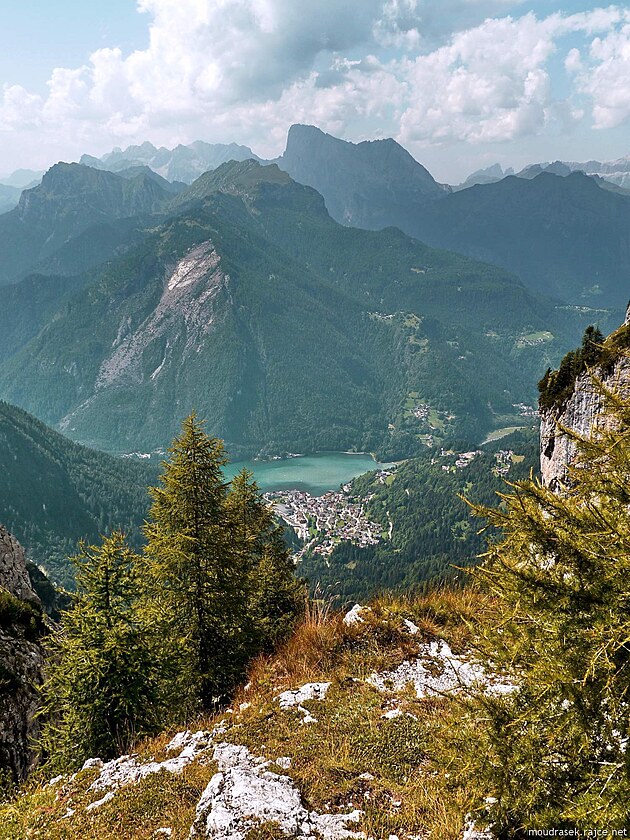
[79,139,262,183]
[0,125,625,463]
[463,156,630,192]
[0,157,596,460]
[278,125,630,309]
[1,128,628,312]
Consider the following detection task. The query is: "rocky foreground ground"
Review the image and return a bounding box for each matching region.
[0,592,502,839]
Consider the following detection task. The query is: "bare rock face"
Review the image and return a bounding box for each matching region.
[540,305,630,490]
[0,527,40,606]
[0,525,45,781]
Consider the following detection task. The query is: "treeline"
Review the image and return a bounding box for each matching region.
[301,431,538,601]
[539,320,630,410]
[39,415,304,771]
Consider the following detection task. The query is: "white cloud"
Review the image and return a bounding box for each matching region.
[574,20,630,129]
[1,1,630,173]
[398,8,630,146]
[398,13,558,144]
[0,85,43,130]
[565,47,583,74]
[374,0,525,48]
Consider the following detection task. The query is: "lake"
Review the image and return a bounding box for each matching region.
[224,452,393,496]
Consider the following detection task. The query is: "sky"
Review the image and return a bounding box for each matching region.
[1,0,630,183]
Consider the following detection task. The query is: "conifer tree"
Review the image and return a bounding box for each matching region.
[226,469,304,655]
[39,532,156,770]
[142,414,249,715]
[449,377,630,833]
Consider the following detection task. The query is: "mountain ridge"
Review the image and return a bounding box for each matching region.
[0,400,153,586]
[0,160,587,460]
[0,163,172,286]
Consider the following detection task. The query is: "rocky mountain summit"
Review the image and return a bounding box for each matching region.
[0,525,46,782]
[540,304,630,490]
[0,162,171,286]
[80,140,262,184]
[279,124,448,231]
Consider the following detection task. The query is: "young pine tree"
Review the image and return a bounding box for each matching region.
[39,532,157,771]
[447,377,630,834]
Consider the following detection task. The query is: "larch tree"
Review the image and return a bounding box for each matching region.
[226,468,304,657]
[142,413,305,718]
[447,378,630,834]
[142,413,245,715]
[39,532,156,770]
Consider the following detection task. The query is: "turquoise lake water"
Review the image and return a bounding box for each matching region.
[224,452,393,496]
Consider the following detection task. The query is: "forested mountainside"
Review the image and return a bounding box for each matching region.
[0,163,171,285]
[0,160,599,457]
[0,401,154,587]
[411,171,630,308]
[279,125,630,309]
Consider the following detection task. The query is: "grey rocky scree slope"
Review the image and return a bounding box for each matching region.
[0,526,45,782]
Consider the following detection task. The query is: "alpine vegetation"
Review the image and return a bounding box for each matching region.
[38,414,304,772]
[443,362,630,831]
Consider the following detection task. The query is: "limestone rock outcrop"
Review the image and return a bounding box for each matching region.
[540,304,630,489]
[0,525,45,781]
[0,527,40,606]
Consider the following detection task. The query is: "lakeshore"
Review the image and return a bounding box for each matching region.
[224,451,395,496]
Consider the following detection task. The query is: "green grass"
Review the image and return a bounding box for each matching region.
[0,590,490,839]
[481,426,525,444]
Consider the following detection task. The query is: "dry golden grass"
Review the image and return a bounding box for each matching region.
[0,586,486,840]
[222,587,487,838]
[0,760,217,840]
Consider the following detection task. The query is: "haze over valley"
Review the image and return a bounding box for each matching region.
[0,118,626,590]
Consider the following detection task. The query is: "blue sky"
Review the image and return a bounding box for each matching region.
[1,1,630,182]
[0,2,145,92]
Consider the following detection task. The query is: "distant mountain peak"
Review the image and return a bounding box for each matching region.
[191,159,291,191]
[172,159,327,218]
[279,123,446,230]
[285,124,436,179]
[78,139,262,184]
[0,161,170,285]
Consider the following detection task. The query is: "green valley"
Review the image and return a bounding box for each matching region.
[0,160,602,461]
[299,429,539,600]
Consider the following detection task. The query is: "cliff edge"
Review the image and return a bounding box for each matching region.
[539,304,630,490]
[0,525,46,781]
